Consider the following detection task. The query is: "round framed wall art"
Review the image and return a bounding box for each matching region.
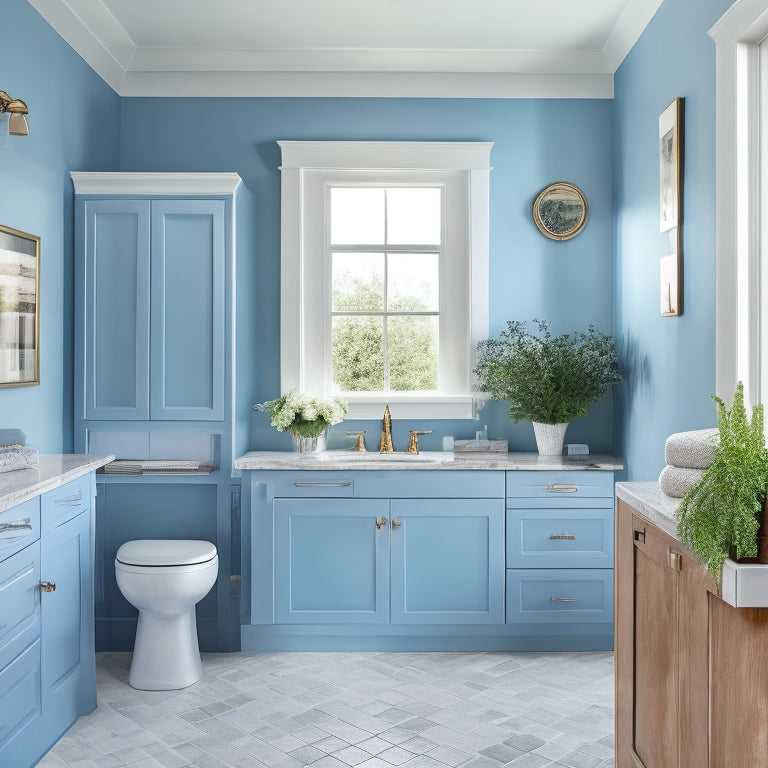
[532,182,588,241]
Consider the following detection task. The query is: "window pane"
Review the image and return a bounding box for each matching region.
[330,187,384,245]
[388,315,439,391]
[332,253,385,311]
[332,315,384,391]
[387,188,441,245]
[387,253,439,312]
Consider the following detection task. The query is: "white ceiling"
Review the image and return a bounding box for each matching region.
[27,0,664,98]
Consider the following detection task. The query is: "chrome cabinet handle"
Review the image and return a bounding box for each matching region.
[0,518,33,540]
[293,481,352,487]
[391,516,402,528]
[376,516,388,530]
[40,581,56,593]
[54,491,83,506]
[550,596,576,603]
[549,534,576,541]
[546,484,578,493]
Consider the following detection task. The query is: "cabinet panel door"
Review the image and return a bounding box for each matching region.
[274,499,389,623]
[390,499,504,624]
[150,200,225,420]
[84,200,151,420]
[40,511,91,727]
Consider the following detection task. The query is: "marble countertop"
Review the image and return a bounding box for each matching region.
[0,454,115,513]
[234,451,623,472]
[615,481,681,539]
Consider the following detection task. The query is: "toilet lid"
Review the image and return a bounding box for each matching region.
[116,539,217,567]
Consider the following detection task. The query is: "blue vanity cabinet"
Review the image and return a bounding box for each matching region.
[0,470,98,768]
[505,470,615,650]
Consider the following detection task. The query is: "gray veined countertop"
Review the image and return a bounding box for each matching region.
[615,481,681,539]
[234,450,624,472]
[0,454,114,513]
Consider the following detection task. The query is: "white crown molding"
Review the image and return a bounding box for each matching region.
[603,0,664,71]
[70,172,242,196]
[709,0,768,45]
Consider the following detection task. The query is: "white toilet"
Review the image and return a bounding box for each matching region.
[114,539,218,691]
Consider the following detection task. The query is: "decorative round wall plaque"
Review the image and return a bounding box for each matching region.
[532,182,588,241]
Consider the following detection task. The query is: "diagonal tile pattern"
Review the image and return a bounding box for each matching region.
[37,651,614,768]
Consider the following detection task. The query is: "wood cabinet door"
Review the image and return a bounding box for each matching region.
[389,499,504,624]
[274,498,390,623]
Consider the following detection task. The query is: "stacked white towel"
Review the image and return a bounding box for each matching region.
[0,428,39,474]
[659,428,719,498]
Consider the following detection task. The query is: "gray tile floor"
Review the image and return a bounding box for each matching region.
[38,651,614,768]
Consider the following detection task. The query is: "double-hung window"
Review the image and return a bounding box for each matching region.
[279,141,492,419]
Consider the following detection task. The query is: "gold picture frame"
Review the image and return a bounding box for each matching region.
[659,97,683,233]
[0,224,40,386]
[532,182,588,241]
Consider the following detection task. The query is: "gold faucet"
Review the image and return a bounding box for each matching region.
[407,429,432,454]
[379,405,394,452]
[346,430,367,451]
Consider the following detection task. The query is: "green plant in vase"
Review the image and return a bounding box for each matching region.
[677,382,768,584]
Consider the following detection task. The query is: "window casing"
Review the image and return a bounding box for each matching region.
[279,141,493,419]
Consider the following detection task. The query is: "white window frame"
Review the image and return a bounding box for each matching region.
[711,0,768,408]
[278,141,493,419]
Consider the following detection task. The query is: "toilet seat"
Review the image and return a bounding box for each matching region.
[116,539,217,567]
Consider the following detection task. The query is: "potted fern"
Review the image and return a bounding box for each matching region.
[676,382,768,586]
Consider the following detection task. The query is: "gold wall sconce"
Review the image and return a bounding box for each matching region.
[0,90,29,135]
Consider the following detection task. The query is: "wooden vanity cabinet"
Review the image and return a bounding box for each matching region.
[616,497,768,767]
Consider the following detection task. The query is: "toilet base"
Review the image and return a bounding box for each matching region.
[128,607,203,690]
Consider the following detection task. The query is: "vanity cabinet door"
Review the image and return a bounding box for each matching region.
[274,498,390,623]
[389,499,504,624]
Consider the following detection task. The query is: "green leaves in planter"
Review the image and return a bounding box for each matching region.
[676,382,768,584]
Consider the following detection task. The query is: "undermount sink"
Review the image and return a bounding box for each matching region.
[317,451,454,463]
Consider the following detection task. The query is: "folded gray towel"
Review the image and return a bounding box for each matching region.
[664,428,718,469]
[0,428,26,448]
[659,464,705,498]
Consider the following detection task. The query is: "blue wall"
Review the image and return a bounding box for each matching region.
[121,97,616,454]
[613,0,733,480]
[0,0,120,452]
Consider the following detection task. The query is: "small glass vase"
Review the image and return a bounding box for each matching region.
[291,430,327,453]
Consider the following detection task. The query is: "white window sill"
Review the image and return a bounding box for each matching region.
[343,394,489,421]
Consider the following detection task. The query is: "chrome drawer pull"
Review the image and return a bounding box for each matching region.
[0,518,32,540]
[546,483,579,493]
[40,581,56,593]
[54,491,83,506]
[376,516,388,530]
[550,596,576,603]
[549,534,576,541]
[293,481,352,487]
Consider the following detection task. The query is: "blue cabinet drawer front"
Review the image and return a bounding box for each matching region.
[273,474,356,498]
[506,471,613,505]
[0,543,41,671]
[506,508,613,568]
[0,498,39,563]
[0,639,42,756]
[41,475,90,532]
[505,569,614,624]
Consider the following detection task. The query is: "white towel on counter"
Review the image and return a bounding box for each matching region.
[0,446,39,473]
[659,464,705,498]
[664,428,719,469]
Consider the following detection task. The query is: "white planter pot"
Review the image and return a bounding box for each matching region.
[532,422,569,456]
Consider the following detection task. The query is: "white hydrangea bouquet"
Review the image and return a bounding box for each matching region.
[254,389,349,442]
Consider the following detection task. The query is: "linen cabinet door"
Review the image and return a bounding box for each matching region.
[389,499,505,624]
[150,200,225,420]
[82,199,151,420]
[274,498,390,623]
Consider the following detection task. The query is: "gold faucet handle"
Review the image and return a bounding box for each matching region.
[345,430,367,452]
[407,429,432,453]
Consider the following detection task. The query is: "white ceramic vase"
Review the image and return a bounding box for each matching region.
[532,422,569,456]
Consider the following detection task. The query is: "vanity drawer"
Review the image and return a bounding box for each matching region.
[273,474,356,498]
[41,475,91,532]
[506,508,613,568]
[506,471,614,506]
[0,542,41,671]
[0,498,40,563]
[505,568,613,624]
[0,639,41,755]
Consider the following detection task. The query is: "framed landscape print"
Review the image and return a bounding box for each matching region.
[532,182,588,241]
[659,97,683,233]
[0,225,40,386]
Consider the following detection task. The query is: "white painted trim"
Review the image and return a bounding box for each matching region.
[344,395,484,421]
[710,0,768,405]
[70,172,242,196]
[603,0,664,71]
